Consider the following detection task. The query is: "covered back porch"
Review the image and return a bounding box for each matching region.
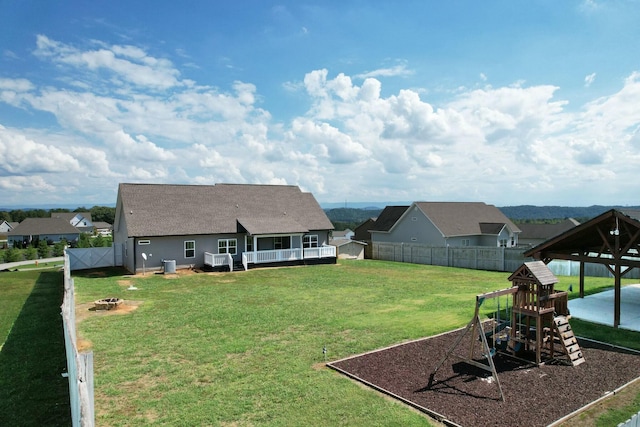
[204,230,336,271]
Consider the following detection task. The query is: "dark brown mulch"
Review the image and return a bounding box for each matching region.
[329,328,640,427]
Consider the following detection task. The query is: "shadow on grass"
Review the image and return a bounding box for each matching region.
[0,270,71,426]
[72,266,129,279]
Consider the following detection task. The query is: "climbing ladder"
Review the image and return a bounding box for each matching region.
[553,315,585,366]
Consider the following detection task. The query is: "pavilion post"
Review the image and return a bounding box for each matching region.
[614,262,621,328]
[579,262,585,298]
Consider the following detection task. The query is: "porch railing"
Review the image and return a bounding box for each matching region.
[304,246,336,259]
[243,248,303,264]
[204,252,233,271]
[243,246,336,266]
[209,246,336,272]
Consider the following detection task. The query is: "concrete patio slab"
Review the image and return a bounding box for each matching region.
[568,284,640,332]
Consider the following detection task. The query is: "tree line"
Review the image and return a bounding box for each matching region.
[0,206,116,224]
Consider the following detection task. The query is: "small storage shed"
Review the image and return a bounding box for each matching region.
[330,239,367,260]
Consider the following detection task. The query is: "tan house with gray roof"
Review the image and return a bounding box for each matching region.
[371,202,521,248]
[114,183,336,274]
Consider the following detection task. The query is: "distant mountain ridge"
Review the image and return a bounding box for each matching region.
[499,205,640,221]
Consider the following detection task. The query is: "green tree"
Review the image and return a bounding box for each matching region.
[9,209,28,223]
[77,233,92,248]
[90,206,116,224]
[3,247,22,263]
[25,247,38,260]
[93,233,105,248]
[53,240,67,257]
[37,240,50,258]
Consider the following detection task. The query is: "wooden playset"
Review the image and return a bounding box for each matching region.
[429,261,584,401]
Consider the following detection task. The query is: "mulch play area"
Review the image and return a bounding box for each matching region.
[328,327,640,427]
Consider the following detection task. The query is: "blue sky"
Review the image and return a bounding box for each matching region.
[1,1,640,208]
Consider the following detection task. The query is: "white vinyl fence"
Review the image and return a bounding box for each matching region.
[372,242,640,278]
[67,246,121,271]
[61,250,95,427]
[619,412,640,427]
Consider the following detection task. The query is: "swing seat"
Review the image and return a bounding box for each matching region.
[497,338,509,351]
[483,321,510,338]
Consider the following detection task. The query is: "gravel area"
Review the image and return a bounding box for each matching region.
[329,327,640,427]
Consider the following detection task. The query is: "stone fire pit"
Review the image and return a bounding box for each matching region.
[94,297,123,311]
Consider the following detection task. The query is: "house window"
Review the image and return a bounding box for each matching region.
[184,240,195,258]
[138,240,150,245]
[273,236,291,250]
[218,239,237,255]
[462,239,470,246]
[499,239,508,248]
[303,235,318,248]
[245,237,253,252]
[412,216,417,221]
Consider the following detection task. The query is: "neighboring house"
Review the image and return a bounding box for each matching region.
[0,220,17,248]
[353,217,376,243]
[7,217,81,247]
[51,212,94,233]
[329,238,367,259]
[517,218,580,248]
[368,206,411,234]
[371,202,521,247]
[113,183,336,274]
[332,228,354,240]
[0,220,17,233]
[93,221,113,236]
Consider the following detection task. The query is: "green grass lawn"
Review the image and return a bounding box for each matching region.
[0,269,71,426]
[68,260,638,426]
[2,260,639,426]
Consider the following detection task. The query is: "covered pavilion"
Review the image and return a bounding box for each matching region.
[524,209,640,328]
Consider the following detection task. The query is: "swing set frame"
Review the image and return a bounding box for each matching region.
[428,287,518,402]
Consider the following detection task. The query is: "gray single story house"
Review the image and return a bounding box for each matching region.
[7,217,81,247]
[113,183,336,274]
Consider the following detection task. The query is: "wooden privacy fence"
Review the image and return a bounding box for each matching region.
[61,250,95,427]
[371,242,640,278]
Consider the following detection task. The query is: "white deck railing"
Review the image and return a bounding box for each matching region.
[204,252,233,271]
[303,245,336,259]
[208,246,336,271]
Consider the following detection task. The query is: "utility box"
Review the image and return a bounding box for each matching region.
[164,259,176,274]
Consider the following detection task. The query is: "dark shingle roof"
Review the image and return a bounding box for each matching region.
[8,218,81,236]
[414,202,521,237]
[369,206,410,232]
[117,183,334,237]
[518,219,579,240]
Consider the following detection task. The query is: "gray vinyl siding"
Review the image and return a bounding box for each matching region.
[131,234,242,272]
[372,206,445,245]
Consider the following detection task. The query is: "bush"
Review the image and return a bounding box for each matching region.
[3,247,23,263]
[52,240,67,257]
[25,247,38,260]
[93,234,105,247]
[37,240,50,259]
[77,233,92,248]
